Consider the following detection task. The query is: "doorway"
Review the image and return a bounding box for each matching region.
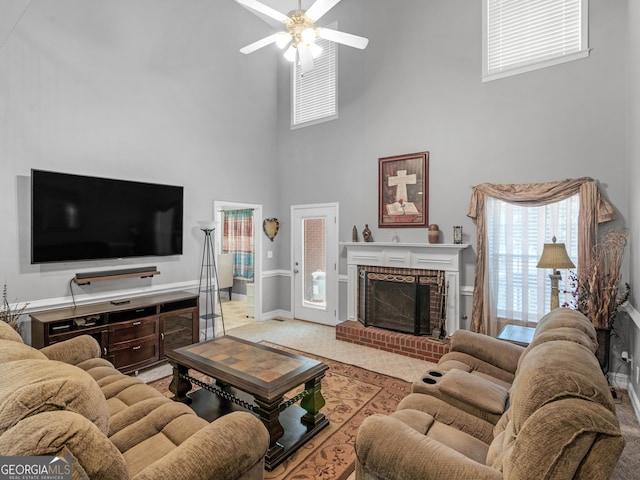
[291,203,339,326]
[213,200,262,334]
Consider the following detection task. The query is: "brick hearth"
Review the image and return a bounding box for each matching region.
[336,320,450,363]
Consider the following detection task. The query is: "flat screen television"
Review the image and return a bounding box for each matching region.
[31,169,184,264]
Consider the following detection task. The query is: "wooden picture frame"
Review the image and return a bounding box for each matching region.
[378,151,428,228]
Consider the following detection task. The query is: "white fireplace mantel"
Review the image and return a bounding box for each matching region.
[340,242,469,335]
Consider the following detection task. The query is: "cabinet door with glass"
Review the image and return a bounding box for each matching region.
[159,297,199,357]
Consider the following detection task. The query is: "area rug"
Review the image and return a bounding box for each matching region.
[147,341,411,480]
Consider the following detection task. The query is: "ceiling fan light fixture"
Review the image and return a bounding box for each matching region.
[237,0,369,74]
[283,45,297,62]
[301,27,317,44]
[275,32,292,49]
[308,42,323,59]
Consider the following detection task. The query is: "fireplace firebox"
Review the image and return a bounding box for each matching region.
[358,266,448,336]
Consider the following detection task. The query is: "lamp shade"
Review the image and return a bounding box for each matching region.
[197,220,216,231]
[536,237,575,270]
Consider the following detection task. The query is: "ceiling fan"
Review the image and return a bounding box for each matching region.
[236,0,369,73]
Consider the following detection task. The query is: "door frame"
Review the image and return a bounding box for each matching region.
[213,200,263,322]
[290,202,339,326]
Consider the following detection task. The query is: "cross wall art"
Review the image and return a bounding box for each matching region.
[378,151,429,228]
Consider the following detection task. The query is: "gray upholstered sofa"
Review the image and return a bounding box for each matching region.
[0,320,269,479]
[355,308,624,479]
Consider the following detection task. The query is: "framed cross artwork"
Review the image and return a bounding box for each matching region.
[378,151,429,228]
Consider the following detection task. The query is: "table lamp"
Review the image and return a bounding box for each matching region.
[536,236,575,311]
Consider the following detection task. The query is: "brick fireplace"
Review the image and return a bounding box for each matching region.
[338,242,468,362]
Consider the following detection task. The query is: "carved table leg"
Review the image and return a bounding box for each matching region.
[168,362,192,404]
[254,396,285,466]
[301,374,327,426]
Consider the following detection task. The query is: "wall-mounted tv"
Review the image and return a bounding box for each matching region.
[31,169,184,264]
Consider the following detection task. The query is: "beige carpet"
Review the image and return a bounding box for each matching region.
[611,388,640,479]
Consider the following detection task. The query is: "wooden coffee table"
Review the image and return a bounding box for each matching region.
[165,336,329,470]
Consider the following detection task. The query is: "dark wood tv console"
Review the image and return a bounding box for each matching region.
[30,291,199,374]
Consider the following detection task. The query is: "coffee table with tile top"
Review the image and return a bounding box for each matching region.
[165,335,329,471]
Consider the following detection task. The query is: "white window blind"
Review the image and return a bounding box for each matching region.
[483,0,589,81]
[292,34,337,128]
[486,195,579,322]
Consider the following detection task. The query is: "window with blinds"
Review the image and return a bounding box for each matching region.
[486,195,579,322]
[291,34,337,128]
[482,0,589,81]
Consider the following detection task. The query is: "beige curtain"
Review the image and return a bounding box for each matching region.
[467,178,615,335]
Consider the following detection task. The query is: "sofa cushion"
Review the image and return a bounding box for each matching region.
[398,393,495,444]
[438,352,516,386]
[491,399,624,478]
[110,402,210,477]
[439,369,509,415]
[0,410,129,480]
[0,359,109,436]
[534,307,598,351]
[0,339,47,364]
[0,320,24,342]
[391,409,490,464]
[510,340,614,432]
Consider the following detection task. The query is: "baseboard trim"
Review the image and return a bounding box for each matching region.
[628,383,640,423]
[609,372,629,389]
[262,309,293,321]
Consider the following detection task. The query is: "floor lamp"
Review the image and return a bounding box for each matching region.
[536,236,575,311]
[198,221,225,340]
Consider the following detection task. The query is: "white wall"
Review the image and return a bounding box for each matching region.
[626,0,640,406]
[0,0,280,308]
[276,0,630,322]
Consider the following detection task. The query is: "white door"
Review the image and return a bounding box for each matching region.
[292,203,339,325]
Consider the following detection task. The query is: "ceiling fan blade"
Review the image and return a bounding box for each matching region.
[235,0,289,23]
[306,0,342,22]
[298,43,315,74]
[318,27,369,49]
[240,33,280,54]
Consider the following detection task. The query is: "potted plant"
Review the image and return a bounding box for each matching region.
[0,282,29,334]
[565,229,630,371]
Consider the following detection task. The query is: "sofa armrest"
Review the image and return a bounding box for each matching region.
[355,414,502,480]
[449,330,524,374]
[132,412,269,480]
[40,335,102,365]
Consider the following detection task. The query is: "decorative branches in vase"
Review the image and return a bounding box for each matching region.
[0,283,28,333]
[570,229,630,330]
[563,229,630,372]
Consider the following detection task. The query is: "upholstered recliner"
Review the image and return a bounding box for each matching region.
[0,321,269,480]
[410,309,602,434]
[355,309,624,479]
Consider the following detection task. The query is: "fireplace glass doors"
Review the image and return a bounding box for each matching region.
[358,267,447,336]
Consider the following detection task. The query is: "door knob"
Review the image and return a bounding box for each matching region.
[294,269,299,274]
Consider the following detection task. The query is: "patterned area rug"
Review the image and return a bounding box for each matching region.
[147,341,411,480]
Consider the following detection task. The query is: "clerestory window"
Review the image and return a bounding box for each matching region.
[482,0,589,81]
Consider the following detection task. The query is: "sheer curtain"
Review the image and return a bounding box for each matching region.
[222,209,254,281]
[486,195,579,332]
[467,178,615,335]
